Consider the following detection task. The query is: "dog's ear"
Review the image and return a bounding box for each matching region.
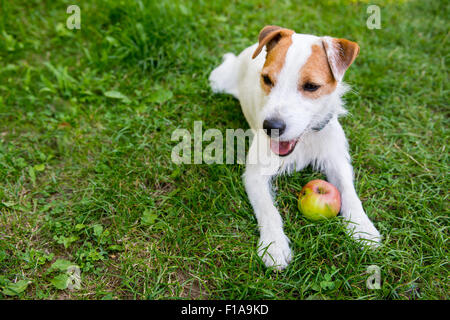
[252,25,292,59]
[322,37,360,82]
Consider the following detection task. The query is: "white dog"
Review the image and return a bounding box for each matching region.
[209,26,381,270]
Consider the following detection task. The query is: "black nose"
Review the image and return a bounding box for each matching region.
[263,118,286,137]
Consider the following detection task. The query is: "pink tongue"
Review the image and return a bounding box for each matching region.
[270,139,295,155]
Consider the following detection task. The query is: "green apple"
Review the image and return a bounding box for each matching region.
[298,179,341,221]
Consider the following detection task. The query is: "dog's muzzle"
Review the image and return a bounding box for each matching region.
[263,118,298,157]
[263,118,286,137]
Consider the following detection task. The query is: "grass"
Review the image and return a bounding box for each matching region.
[0,0,448,300]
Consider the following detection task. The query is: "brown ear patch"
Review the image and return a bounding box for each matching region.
[299,44,337,99]
[254,26,294,94]
[252,26,294,59]
[322,37,359,82]
[258,25,282,44]
[259,33,294,94]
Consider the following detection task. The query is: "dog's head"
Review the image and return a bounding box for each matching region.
[252,25,359,156]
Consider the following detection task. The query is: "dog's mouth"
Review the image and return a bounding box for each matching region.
[270,138,298,157]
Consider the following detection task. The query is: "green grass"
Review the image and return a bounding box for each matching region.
[0,0,448,299]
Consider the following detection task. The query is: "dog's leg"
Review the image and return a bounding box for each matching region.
[243,133,292,270]
[321,145,381,247]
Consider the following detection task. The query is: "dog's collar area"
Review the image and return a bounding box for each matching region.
[311,113,334,132]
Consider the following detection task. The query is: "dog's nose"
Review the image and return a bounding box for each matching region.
[263,118,286,137]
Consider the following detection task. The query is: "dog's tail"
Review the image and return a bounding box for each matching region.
[209,53,239,99]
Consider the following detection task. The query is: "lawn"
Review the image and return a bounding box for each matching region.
[0,0,448,299]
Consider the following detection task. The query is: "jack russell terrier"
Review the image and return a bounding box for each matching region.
[209,26,381,270]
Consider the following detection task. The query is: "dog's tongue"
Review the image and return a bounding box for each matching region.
[270,139,296,156]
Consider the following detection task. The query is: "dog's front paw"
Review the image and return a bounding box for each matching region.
[346,217,382,248]
[258,232,292,270]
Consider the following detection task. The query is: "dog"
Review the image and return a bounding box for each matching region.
[209,25,381,270]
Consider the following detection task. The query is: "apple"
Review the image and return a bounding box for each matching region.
[298,179,341,221]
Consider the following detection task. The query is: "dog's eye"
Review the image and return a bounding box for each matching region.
[302,82,321,92]
[262,74,273,87]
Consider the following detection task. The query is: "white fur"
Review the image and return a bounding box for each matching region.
[209,32,381,270]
